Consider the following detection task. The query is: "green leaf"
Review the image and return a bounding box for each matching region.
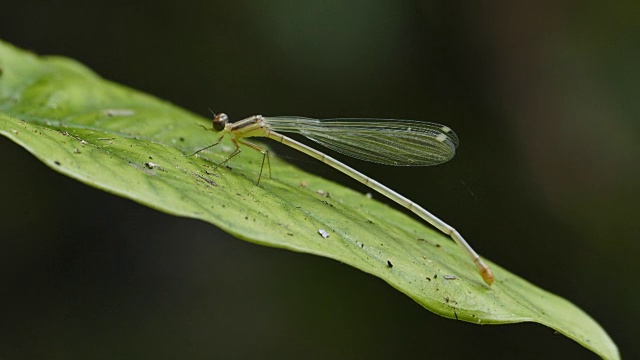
[0,40,619,360]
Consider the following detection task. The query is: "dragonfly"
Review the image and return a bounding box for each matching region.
[190,113,494,285]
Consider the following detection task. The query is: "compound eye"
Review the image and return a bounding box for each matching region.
[212,113,228,131]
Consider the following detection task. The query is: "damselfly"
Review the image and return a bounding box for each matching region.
[190,113,494,285]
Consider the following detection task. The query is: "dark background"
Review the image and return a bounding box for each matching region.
[1,1,637,359]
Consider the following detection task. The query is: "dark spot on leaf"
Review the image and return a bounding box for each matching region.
[434,274,438,279]
[192,171,217,186]
[54,161,61,165]
[387,260,393,268]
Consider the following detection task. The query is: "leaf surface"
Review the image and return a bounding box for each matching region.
[0,40,619,360]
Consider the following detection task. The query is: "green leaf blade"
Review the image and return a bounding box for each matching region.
[0,40,619,360]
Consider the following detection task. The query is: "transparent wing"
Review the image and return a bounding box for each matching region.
[263,116,459,166]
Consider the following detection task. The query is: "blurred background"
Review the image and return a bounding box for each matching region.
[1,1,637,359]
